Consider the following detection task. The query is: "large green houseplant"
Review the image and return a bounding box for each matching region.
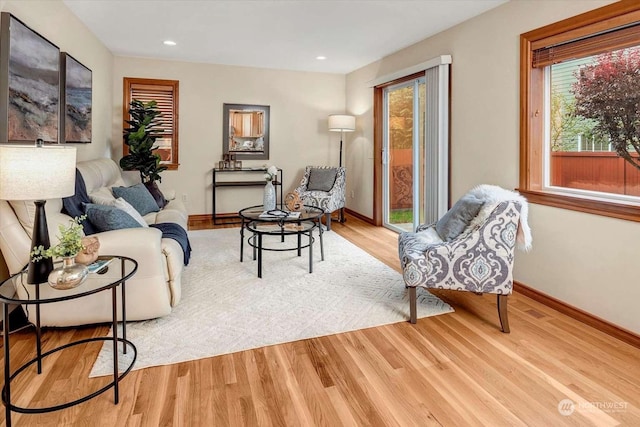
[120,99,167,183]
[120,99,168,206]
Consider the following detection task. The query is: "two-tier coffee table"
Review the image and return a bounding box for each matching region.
[0,256,138,426]
[238,205,325,278]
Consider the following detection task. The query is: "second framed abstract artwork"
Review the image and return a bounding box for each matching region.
[60,53,92,143]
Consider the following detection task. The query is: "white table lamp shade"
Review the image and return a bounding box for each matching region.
[328,115,355,132]
[0,145,77,201]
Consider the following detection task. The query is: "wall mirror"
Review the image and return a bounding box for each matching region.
[223,103,270,160]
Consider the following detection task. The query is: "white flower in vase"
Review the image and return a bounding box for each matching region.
[264,165,278,181]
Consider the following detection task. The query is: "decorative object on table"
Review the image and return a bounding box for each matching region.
[0,13,60,143]
[263,165,278,211]
[0,142,76,284]
[328,114,355,168]
[31,215,89,289]
[234,160,242,169]
[284,191,303,212]
[47,257,89,289]
[218,160,225,169]
[74,236,100,265]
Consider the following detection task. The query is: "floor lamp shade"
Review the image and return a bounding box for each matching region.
[328,115,355,168]
[328,115,356,133]
[0,145,77,283]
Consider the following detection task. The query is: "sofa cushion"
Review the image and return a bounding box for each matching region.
[435,194,484,241]
[84,203,143,232]
[112,183,160,216]
[307,168,337,192]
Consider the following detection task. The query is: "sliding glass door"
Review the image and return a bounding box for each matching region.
[382,77,426,232]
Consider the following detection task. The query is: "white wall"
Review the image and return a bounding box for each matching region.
[346,0,640,334]
[0,0,114,161]
[0,0,113,279]
[112,57,345,216]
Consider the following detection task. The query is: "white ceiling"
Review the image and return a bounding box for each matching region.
[64,0,507,74]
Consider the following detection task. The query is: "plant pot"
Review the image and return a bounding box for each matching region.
[48,257,88,290]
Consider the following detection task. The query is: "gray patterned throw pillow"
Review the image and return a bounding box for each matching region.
[435,194,484,241]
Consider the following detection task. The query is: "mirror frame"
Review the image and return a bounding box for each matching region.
[222,103,270,160]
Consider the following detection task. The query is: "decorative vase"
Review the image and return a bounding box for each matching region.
[48,257,88,290]
[263,180,276,211]
[75,236,100,265]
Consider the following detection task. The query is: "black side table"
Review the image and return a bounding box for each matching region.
[0,256,138,426]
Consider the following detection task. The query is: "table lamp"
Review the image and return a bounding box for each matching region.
[328,114,355,168]
[0,143,77,284]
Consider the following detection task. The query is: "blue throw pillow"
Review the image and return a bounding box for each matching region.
[111,183,160,216]
[85,203,143,232]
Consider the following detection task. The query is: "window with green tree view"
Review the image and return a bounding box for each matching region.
[520,1,640,221]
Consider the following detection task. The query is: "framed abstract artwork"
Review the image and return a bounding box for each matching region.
[0,13,60,143]
[60,53,92,143]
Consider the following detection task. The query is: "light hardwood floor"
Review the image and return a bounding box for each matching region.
[2,214,639,426]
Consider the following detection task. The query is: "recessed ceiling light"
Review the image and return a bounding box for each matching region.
[316,56,327,60]
[163,40,177,46]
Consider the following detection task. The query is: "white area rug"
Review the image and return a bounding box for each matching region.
[90,228,453,376]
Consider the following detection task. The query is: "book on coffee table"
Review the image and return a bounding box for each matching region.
[259,210,301,219]
[87,258,113,274]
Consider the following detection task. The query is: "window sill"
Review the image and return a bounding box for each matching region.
[517,189,640,222]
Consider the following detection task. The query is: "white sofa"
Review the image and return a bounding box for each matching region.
[0,158,187,327]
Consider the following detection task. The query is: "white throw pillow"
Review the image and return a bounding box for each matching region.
[89,187,117,206]
[113,198,149,227]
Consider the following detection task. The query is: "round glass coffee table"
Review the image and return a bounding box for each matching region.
[238,205,325,278]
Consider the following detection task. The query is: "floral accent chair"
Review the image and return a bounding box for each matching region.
[294,166,346,231]
[398,185,532,332]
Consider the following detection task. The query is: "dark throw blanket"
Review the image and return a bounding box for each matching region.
[151,223,192,265]
[62,169,98,235]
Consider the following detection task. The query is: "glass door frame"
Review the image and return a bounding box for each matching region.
[382,77,426,233]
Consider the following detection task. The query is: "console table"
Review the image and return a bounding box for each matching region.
[212,168,283,224]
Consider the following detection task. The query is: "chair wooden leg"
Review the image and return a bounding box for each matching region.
[409,287,417,324]
[497,294,510,333]
[325,213,332,231]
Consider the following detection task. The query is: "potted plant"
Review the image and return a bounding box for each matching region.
[31,216,90,289]
[120,99,168,206]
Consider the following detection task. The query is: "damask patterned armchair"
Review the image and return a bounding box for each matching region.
[398,185,532,332]
[294,166,346,231]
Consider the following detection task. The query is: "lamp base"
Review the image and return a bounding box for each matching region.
[27,200,53,284]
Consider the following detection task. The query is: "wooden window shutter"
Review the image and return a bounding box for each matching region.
[532,21,640,68]
[123,78,179,169]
